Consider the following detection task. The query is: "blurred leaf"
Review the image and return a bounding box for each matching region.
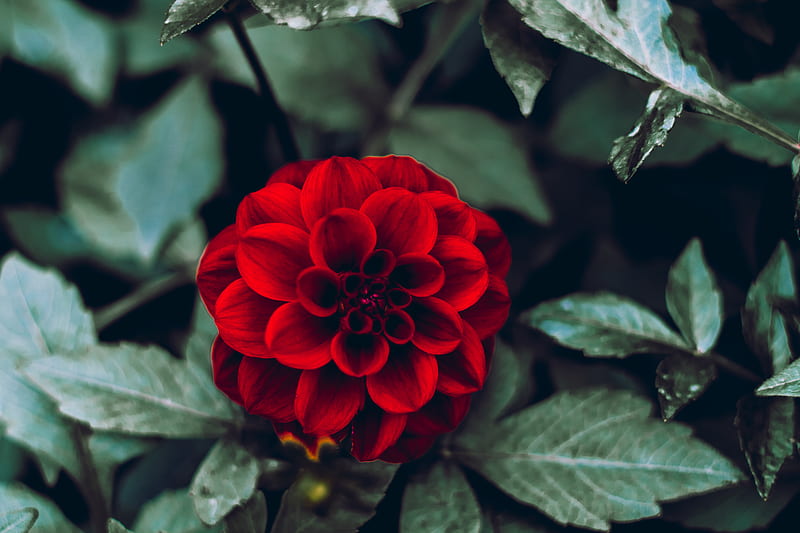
[271,460,398,533]
[400,461,481,533]
[0,253,96,484]
[161,0,227,44]
[2,0,117,104]
[742,241,795,376]
[522,292,689,357]
[610,87,683,183]
[666,238,724,354]
[249,0,400,29]
[0,483,80,533]
[124,0,201,75]
[480,0,557,117]
[221,492,267,533]
[185,300,218,372]
[1,208,92,269]
[134,488,219,533]
[190,439,260,525]
[455,389,743,531]
[0,508,37,533]
[23,343,241,438]
[106,519,133,533]
[89,432,157,504]
[655,354,717,420]
[60,78,223,265]
[161,219,208,271]
[757,358,800,397]
[735,395,794,500]
[388,105,551,224]
[794,154,800,240]
[213,24,388,131]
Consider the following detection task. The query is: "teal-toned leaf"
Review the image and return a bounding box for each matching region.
[655,354,717,420]
[522,292,689,357]
[161,220,208,271]
[3,0,117,104]
[185,300,217,372]
[735,395,795,500]
[757,358,800,397]
[134,489,219,533]
[388,105,551,224]
[794,154,800,240]
[161,0,227,44]
[666,238,724,354]
[249,0,400,29]
[742,241,796,376]
[480,0,557,117]
[400,461,481,533]
[1,208,92,269]
[59,78,223,265]
[190,439,260,525]
[106,519,133,533]
[609,87,683,183]
[0,483,80,533]
[89,432,156,504]
[481,508,559,533]
[124,0,201,75]
[222,492,267,533]
[0,508,37,533]
[454,389,743,531]
[23,343,241,438]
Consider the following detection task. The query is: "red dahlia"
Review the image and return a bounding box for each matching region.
[197,156,511,462]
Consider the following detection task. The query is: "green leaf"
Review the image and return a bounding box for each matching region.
[655,354,717,420]
[221,492,267,533]
[793,153,800,240]
[609,87,683,183]
[0,208,93,269]
[190,439,260,526]
[666,238,724,354]
[757,358,800,397]
[124,0,201,75]
[185,300,218,373]
[742,241,796,376]
[522,292,689,357]
[454,389,743,531]
[89,432,156,504]
[0,508,37,533]
[161,0,227,44]
[388,105,551,224]
[106,519,133,533]
[59,78,223,265]
[134,489,219,533]
[2,0,117,104]
[23,343,241,438]
[400,461,481,533]
[480,0,557,117]
[249,0,400,29]
[0,483,80,533]
[735,395,795,500]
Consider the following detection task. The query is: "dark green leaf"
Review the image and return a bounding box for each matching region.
[0,508,37,533]
[161,0,228,44]
[666,238,724,353]
[249,0,400,29]
[0,483,80,533]
[794,153,800,240]
[89,432,156,504]
[400,461,481,533]
[106,519,133,533]
[190,439,260,525]
[134,489,219,533]
[735,395,795,500]
[388,105,551,224]
[480,0,557,117]
[609,87,683,183]
[742,241,796,376]
[655,354,717,420]
[756,358,800,397]
[222,492,267,533]
[455,389,743,531]
[0,208,92,269]
[23,343,241,438]
[522,292,688,357]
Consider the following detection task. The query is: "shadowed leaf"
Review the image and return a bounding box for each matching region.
[400,461,481,533]
[161,0,227,44]
[222,492,267,533]
[655,354,717,420]
[106,519,133,533]
[134,489,219,533]
[0,484,80,533]
[249,0,400,29]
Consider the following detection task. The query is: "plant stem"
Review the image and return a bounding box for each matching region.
[72,424,107,533]
[224,4,300,162]
[708,351,763,384]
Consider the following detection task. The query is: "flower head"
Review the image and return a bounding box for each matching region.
[197,156,511,462]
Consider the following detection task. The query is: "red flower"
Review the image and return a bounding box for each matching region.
[197,156,511,462]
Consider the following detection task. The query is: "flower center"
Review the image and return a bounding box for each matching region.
[338,273,412,339]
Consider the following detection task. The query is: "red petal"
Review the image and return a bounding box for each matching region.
[266,302,336,369]
[300,157,382,227]
[409,297,463,355]
[460,275,510,339]
[215,279,281,357]
[238,357,300,422]
[431,236,489,311]
[391,254,445,297]
[350,405,407,461]
[473,210,511,278]
[384,310,414,344]
[436,323,486,396]
[267,160,321,188]
[361,155,428,192]
[236,183,305,235]
[274,421,337,461]
[379,434,436,463]
[295,365,365,435]
[296,266,340,317]
[309,208,376,272]
[366,347,438,414]
[420,192,477,241]
[405,394,471,436]
[421,166,458,197]
[211,336,243,405]
[332,332,390,377]
[361,249,396,277]
[237,223,311,301]
[361,188,437,256]
[197,225,239,315]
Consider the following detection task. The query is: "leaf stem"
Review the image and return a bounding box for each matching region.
[224,3,300,162]
[71,424,107,533]
[707,351,763,385]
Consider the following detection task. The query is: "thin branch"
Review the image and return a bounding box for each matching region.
[707,351,763,385]
[71,424,108,533]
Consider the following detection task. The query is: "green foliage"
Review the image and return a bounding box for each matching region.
[0,483,79,533]
[757,358,800,396]
[248,0,401,29]
[0,508,37,533]
[161,0,229,45]
[220,492,267,533]
[655,354,717,420]
[133,489,220,533]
